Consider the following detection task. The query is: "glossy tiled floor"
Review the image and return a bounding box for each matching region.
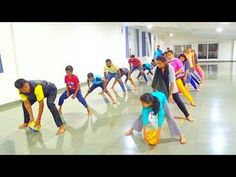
[1,62,236,154]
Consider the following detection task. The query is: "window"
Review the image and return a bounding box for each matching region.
[198,44,208,59]
[208,43,218,59]
[198,43,218,59]
[174,45,183,57]
[174,44,192,57]
[183,44,192,50]
[0,54,3,73]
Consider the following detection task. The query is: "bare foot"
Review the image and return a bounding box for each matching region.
[87,108,92,116]
[191,102,197,106]
[18,123,28,129]
[56,126,65,135]
[125,129,134,136]
[112,100,117,104]
[180,136,187,144]
[186,117,194,122]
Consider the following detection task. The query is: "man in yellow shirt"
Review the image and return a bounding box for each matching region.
[14,78,65,135]
[184,47,195,69]
[104,59,126,93]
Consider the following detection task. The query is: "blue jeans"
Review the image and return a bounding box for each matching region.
[107,72,126,92]
[58,90,88,108]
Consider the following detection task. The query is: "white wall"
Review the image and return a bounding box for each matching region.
[0,23,126,105]
[218,41,233,60]
[0,23,19,105]
[233,40,236,61]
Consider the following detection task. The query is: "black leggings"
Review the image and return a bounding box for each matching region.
[172,92,190,118]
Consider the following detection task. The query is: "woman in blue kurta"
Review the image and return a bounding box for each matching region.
[125,91,186,144]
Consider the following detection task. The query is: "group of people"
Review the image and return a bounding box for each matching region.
[14,45,204,145]
[125,46,204,144]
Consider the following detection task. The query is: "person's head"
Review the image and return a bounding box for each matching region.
[186,47,191,52]
[191,49,196,54]
[14,78,30,93]
[156,56,168,69]
[130,54,135,58]
[163,51,167,57]
[65,65,73,76]
[142,64,146,68]
[166,50,174,60]
[105,59,112,68]
[140,93,160,115]
[157,45,160,49]
[167,47,170,50]
[151,59,156,66]
[87,72,94,81]
[179,54,187,62]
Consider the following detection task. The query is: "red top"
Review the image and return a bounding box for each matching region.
[65,74,79,91]
[128,57,142,67]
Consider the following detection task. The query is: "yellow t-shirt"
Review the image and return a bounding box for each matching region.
[18,85,44,102]
[185,53,194,68]
[104,64,119,74]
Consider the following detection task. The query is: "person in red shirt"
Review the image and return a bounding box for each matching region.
[128,55,147,82]
[58,65,92,116]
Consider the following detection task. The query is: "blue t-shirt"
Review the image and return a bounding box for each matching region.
[141,91,167,127]
[143,63,152,70]
[154,49,163,59]
[92,75,103,85]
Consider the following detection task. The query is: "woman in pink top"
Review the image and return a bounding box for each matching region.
[166,50,196,106]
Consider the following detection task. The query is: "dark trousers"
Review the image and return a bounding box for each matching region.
[58,90,88,108]
[172,92,190,118]
[23,87,63,127]
[130,66,147,82]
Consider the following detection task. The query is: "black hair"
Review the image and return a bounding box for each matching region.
[178,54,187,62]
[151,59,155,62]
[87,72,94,78]
[105,59,111,63]
[130,54,135,58]
[14,78,27,89]
[142,64,146,67]
[140,93,160,115]
[156,55,167,63]
[65,65,73,72]
[166,50,174,54]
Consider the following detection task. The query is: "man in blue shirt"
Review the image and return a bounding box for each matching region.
[153,45,163,59]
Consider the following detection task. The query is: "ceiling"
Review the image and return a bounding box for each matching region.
[121,22,236,39]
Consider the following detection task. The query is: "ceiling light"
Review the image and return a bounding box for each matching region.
[147,25,152,29]
[216,28,223,32]
[169,33,174,37]
[220,22,230,25]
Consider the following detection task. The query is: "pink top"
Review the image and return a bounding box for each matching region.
[169,58,184,79]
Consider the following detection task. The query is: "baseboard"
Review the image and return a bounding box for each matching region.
[199,60,236,62]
